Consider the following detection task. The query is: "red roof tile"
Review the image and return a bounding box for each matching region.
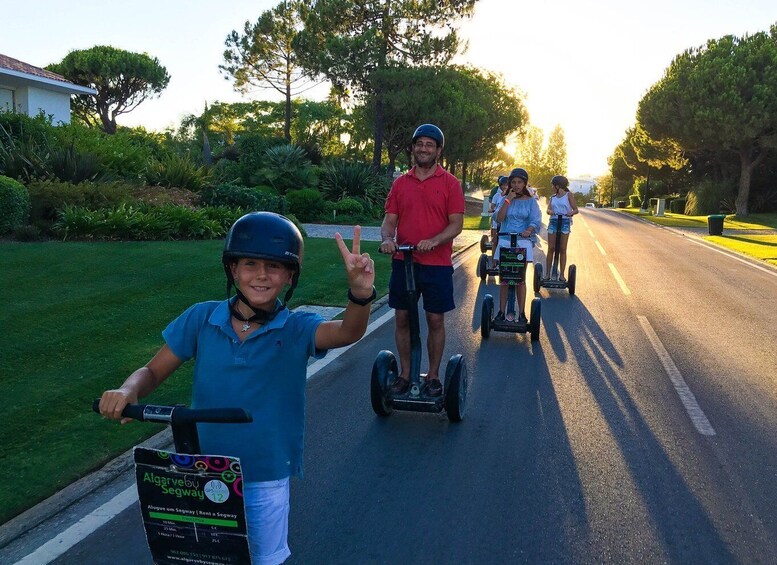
[0,53,74,84]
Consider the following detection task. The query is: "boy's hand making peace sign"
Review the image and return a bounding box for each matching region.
[334,226,375,300]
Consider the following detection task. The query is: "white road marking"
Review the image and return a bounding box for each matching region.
[14,486,138,565]
[595,241,607,256]
[637,316,716,436]
[307,309,395,378]
[587,228,595,238]
[608,263,631,295]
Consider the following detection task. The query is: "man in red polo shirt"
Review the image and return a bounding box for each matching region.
[379,124,465,397]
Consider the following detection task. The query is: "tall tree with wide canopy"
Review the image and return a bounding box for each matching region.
[516,125,547,185]
[295,0,477,170]
[542,125,568,187]
[354,65,526,185]
[47,46,169,134]
[221,0,320,143]
[637,26,777,216]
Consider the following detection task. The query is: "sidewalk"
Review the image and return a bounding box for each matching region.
[302,223,485,249]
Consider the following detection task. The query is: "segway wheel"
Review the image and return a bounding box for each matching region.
[477,254,488,281]
[481,294,494,338]
[480,234,490,254]
[568,264,577,295]
[444,354,467,422]
[370,350,396,417]
[529,298,541,342]
[533,262,543,293]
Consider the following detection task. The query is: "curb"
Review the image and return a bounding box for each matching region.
[0,235,480,550]
[0,428,173,550]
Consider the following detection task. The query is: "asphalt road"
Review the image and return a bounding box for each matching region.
[5,209,777,564]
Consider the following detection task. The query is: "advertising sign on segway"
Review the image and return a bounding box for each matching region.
[134,448,251,565]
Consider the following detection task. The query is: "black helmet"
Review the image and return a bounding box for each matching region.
[498,175,509,185]
[412,124,444,148]
[223,212,303,311]
[509,167,529,182]
[551,175,569,189]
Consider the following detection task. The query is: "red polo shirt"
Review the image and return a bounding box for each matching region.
[385,164,465,266]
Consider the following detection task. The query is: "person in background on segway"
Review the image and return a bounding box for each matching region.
[489,175,509,253]
[545,175,578,282]
[98,212,376,565]
[379,123,465,398]
[493,167,542,322]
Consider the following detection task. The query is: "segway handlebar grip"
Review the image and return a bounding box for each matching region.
[92,398,150,421]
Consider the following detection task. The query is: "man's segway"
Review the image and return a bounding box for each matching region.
[476,233,500,281]
[371,245,468,422]
[480,233,541,342]
[92,400,254,564]
[534,214,576,295]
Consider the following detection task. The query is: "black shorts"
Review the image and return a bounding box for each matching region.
[388,259,455,313]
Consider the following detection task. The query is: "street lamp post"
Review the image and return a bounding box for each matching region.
[610,176,614,208]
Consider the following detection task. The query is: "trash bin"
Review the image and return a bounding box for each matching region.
[707,214,725,235]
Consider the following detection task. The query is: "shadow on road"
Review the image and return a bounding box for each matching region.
[542,296,735,562]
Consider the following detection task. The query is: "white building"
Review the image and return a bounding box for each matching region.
[569,177,595,194]
[0,53,96,125]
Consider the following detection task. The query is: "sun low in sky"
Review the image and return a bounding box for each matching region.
[4,0,775,177]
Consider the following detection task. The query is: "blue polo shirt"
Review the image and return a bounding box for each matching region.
[162,299,327,482]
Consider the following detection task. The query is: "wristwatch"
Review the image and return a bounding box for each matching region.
[348,286,377,306]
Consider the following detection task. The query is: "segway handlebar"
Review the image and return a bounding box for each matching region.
[496,232,532,239]
[92,399,252,425]
[379,244,416,253]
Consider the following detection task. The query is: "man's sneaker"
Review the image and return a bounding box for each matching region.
[390,377,410,394]
[425,378,443,397]
[518,312,528,324]
[495,311,505,321]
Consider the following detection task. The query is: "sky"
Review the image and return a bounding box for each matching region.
[2,0,775,177]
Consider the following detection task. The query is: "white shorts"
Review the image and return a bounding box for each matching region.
[244,478,291,565]
[494,237,534,262]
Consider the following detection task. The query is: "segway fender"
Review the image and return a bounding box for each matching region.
[371,350,396,417]
[481,294,494,338]
[444,354,467,422]
[529,298,541,342]
[533,262,543,293]
[568,264,577,295]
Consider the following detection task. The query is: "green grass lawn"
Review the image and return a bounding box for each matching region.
[615,208,777,266]
[463,215,490,230]
[0,238,392,524]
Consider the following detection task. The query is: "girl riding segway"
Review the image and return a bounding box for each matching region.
[544,175,578,283]
[493,168,542,322]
